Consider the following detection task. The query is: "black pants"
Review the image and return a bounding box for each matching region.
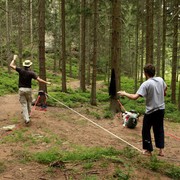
[142,109,165,152]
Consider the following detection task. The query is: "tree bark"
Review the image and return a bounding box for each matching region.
[0,20,3,67]
[90,0,98,106]
[61,0,67,92]
[80,0,86,92]
[171,0,178,104]
[53,2,57,73]
[18,0,23,67]
[140,18,145,84]
[86,0,91,86]
[135,1,139,92]
[30,0,34,62]
[156,0,162,77]
[109,0,121,113]
[6,0,11,73]
[146,0,154,64]
[38,0,47,92]
[162,0,166,79]
[178,79,180,111]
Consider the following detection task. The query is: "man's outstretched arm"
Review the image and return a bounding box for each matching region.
[10,55,18,70]
[36,77,51,85]
[117,91,140,100]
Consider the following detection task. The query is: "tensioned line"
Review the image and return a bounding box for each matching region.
[47,93,143,153]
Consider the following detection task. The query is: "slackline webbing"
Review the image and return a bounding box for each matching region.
[47,93,143,153]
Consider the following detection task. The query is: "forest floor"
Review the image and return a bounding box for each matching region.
[0,82,180,180]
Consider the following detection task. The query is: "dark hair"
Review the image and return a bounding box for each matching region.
[144,64,155,77]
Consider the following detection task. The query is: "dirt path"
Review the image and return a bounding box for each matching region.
[0,94,180,179]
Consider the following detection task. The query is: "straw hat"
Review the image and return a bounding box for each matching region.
[23,60,33,67]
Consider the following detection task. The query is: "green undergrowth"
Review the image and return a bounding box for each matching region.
[0,161,6,174]
[145,155,180,180]
[0,67,180,122]
[33,146,121,164]
[0,70,18,95]
[0,128,62,147]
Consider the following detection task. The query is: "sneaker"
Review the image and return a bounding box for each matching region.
[25,120,30,125]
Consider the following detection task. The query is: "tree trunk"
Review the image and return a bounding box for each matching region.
[109,0,121,113]
[134,1,139,92]
[30,0,33,62]
[18,0,23,67]
[162,0,166,79]
[61,0,67,92]
[90,0,98,106]
[58,1,62,70]
[140,18,145,84]
[139,0,145,84]
[0,20,3,67]
[80,0,86,92]
[128,36,132,77]
[86,0,91,86]
[38,0,47,93]
[6,0,11,73]
[53,3,57,73]
[156,0,161,77]
[171,0,178,104]
[146,0,154,64]
[178,78,180,111]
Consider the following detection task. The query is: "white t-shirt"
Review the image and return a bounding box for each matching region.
[136,77,167,114]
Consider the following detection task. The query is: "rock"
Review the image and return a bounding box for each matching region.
[2,125,16,131]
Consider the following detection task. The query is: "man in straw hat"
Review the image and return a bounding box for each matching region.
[10,55,51,125]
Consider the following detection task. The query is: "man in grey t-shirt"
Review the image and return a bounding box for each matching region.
[118,64,167,156]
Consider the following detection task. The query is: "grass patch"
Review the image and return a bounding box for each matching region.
[0,128,62,147]
[33,148,61,164]
[165,165,180,179]
[1,128,28,143]
[13,150,32,164]
[33,146,121,164]
[103,110,114,119]
[102,155,124,164]
[142,155,180,179]
[113,168,131,180]
[83,161,94,170]
[89,111,101,119]
[62,147,121,162]
[120,147,138,159]
[10,116,19,124]
[0,161,6,174]
[82,175,98,180]
[148,155,164,171]
[0,70,18,96]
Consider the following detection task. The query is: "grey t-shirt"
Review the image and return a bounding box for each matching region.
[136,77,167,114]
